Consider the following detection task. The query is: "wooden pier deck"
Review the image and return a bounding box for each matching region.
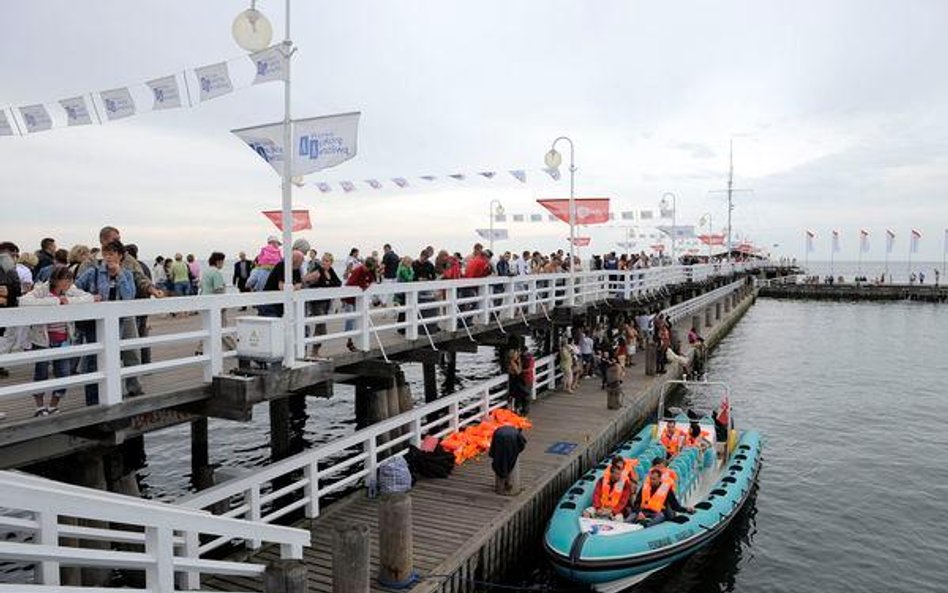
[202,289,758,593]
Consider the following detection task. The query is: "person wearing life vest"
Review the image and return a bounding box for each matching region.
[660,419,684,456]
[685,421,711,450]
[584,456,637,520]
[628,468,693,527]
[651,456,678,489]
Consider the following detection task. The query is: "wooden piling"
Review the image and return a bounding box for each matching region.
[333,523,370,593]
[378,493,414,587]
[422,362,438,403]
[264,559,308,593]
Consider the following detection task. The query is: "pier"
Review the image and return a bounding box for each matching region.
[1,265,762,592]
[759,280,948,302]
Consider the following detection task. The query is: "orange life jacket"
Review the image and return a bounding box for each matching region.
[640,479,673,513]
[655,466,677,488]
[660,427,682,455]
[598,467,632,512]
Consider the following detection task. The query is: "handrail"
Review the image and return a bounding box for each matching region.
[178,352,560,548]
[663,279,746,325]
[0,470,309,590]
[0,264,761,414]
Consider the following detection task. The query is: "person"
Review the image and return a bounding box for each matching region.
[394,255,414,332]
[578,331,594,377]
[152,256,168,292]
[169,253,190,297]
[605,352,624,406]
[186,253,201,295]
[75,239,137,404]
[343,247,362,279]
[628,468,693,527]
[660,419,684,457]
[685,421,711,450]
[309,252,342,357]
[650,456,678,489]
[35,237,57,273]
[260,249,320,317]
[506,346,523,409]
[195,252,237,353]
[382,243,400,290]
[20,266,93,416]
[519,346,535,415]
[584,456,637,520]
[342,256,378,351]
[233,251,253,293]
[559,339,575,393]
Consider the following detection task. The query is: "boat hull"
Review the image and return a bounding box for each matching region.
[544,426,762,588]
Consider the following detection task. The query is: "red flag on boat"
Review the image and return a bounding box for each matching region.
[261,209,312,232]
[716,397,730,427]
[570,236,591,247]
[537,198,610,225]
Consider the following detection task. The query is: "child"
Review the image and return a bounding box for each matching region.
[20,265,93,416]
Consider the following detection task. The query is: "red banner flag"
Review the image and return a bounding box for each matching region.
[537,198,610,225]
[570,236,591,247]
[261,209,312,232]
[698,233,726,245]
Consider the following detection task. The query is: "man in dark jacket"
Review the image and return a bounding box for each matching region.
[35,237,57,273]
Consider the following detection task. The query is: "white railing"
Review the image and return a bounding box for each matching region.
[664,279,746,325]
[0,469,309,592]
[177,353,560,554]
[0,264,759,415]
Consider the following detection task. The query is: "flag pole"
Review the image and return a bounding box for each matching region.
[884,235,889,283]
[907,234,912,283]
[858,233,863,278]
[280,0,296,366]
[830,232,835,279]
[804,231,808,270]
[942,229,947,282]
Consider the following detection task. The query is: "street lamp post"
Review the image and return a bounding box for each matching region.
[233,0,297,367]
[661,192,677,266]
[489,199,504,253]
[699,213,712,262]
[544,137,576,306]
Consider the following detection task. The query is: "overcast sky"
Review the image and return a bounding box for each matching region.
[2,0,947,263]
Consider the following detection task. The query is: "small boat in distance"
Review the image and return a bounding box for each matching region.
[544,380,763,592]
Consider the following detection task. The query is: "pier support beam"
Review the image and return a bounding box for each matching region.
[422,362,438,403]
[333,523,370,593]
[442,351,457,397]
[191,418,214,491]
[724,296,731,314]
[75,453,110,587]
[705,306,713,328]
[269,398,292,463]
[378,493,414,587]
[716,302,722,320]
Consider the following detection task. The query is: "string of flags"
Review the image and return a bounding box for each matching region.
[0,44,288,136]
[805,228,945,254]
[307,169,556,193]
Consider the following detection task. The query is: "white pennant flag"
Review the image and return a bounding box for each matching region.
[250,45,287,84]
[147,75,182,110]
[19,104,53,133]
[232,111,360,177]
[100,87,136,120]
[59,96,92,126]
[194,62,234,101]
[475,228,508,240]
[0,110,14,136]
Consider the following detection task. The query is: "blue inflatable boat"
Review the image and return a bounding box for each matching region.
[544,381,762,591]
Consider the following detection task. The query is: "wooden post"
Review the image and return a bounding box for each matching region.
[422,361,438,403]
[270,398,292,462]
[443,351,457,396]
[191,418,214,491]
[494,461,522,496]
[264,559,308,593]
[333,523,370,593]
[378,493,414,587]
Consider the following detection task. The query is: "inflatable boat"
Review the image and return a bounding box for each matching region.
[544,381,762,592]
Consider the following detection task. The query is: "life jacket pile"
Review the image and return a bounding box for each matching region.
[439,409,533,465]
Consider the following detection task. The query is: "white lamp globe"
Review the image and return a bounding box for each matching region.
[544,148,562,170]
[232,8,273,52]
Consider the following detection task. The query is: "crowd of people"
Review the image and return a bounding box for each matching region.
[2,229,715,418]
